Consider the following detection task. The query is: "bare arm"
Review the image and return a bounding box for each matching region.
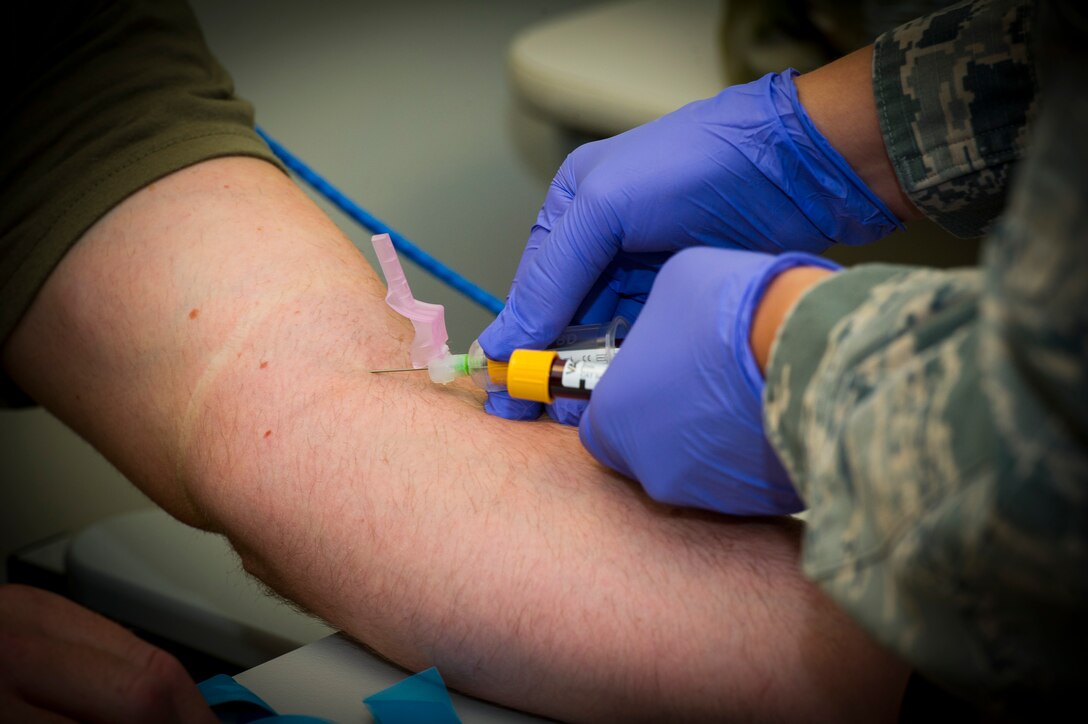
[1,157,908,722]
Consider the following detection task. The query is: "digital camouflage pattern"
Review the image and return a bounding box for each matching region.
[873,0,1038,238]
[765,0,1086,715]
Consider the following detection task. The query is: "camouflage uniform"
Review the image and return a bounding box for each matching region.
[765,0,1086,716]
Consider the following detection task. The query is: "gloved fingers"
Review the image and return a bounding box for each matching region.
[484,389,543,421]
[612,296,646,328]
[537,156,580,234]
[578,400,635,481]
[479,194,623,360]
[575,246,811,515]
[505,222,548,291]
[565,251,666,332]
[573,275,677,487]
[479,161,580,362]
[507,166,578,289]
[545,397,587,426]
[566,268,622,327]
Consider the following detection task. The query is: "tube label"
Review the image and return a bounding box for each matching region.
[561,360,609,392]
[554,345,619,364]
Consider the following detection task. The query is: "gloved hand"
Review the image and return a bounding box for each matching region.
[480,69,897,422]
[579,246,840,516]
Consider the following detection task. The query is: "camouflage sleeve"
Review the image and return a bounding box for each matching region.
[763,9,1088,713]
[873,0,1038,238]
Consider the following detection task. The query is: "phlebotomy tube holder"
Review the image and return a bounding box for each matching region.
[429,316,628,402]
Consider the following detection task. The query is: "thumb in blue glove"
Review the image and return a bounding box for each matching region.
[579,246,840,516]
[480,69,897,422]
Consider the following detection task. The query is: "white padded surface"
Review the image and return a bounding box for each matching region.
[65,508,333,668]
[237,633,548,722]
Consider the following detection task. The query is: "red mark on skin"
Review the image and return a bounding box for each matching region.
[264,430,272,438]
[259,360,268,369]
[188,308,200,320]
[223,184,230,189]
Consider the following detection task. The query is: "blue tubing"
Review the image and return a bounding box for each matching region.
[255,126,504,315]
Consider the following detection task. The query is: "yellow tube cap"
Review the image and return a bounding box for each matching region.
[506,349,556,403]
[486,358,508,385]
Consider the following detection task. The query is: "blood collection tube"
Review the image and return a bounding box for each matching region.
[504,348,609,403]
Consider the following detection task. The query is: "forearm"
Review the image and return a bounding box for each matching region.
[751,266,835,373]
[795,45,921,224]
[2,158,908,721]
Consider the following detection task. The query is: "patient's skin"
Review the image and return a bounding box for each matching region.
[2,157,909,722]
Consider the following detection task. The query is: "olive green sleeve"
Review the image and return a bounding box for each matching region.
[0,0,284,405]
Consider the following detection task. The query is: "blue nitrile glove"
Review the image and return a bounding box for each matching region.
[579,246,841,516]
[479,69,898,422]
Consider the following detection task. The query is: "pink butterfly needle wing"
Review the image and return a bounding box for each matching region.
[370,234,450,368]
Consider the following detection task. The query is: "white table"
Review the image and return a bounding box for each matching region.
[236,633,549,723]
